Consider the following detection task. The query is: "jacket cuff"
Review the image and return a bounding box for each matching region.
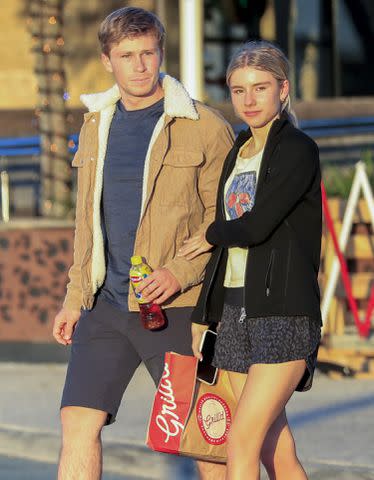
[206,221,222,246]
[63,288,83,311]
[163,257,201,292]
[191,318,209,325]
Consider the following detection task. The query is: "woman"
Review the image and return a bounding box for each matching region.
[178,41,322,479]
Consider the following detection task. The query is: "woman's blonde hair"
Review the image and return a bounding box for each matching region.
[226,40,297,125]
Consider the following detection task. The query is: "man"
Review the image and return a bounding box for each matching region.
[52,7,233,480]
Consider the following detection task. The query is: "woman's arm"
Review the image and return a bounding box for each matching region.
[206,135,320,249]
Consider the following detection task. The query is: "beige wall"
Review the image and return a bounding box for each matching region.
[0,2,38,109]
[0,0,155,110]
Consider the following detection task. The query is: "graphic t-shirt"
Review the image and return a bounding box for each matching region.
[223,138,264,287]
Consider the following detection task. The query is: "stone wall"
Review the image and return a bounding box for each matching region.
[0,221,73,342]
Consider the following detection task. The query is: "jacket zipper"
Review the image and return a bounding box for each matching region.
[239,254,249,323]
[238,162,271,322]
[265,250,276,297]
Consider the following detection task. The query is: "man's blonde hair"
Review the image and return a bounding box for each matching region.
[98,7,165,56]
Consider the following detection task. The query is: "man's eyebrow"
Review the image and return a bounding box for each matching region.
[116,48,158,54]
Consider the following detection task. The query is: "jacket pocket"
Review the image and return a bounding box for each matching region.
[162,151,204,167]
[265,249,276,297]
[159,152,204,206]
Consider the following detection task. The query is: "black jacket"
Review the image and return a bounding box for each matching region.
[191,113,322,326]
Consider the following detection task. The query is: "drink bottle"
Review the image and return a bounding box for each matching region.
[129,255,166,330]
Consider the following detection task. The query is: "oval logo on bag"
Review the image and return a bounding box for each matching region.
[196,393,232,445]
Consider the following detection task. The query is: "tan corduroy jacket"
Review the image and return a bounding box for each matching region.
[63,74,234,312]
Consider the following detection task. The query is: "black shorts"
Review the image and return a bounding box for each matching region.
[213,303,321,392]
[61,298,193,424]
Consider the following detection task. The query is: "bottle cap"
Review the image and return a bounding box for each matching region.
[131,255,143,265]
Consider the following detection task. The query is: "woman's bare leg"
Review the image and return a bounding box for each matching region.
[260,409,307,480]
[226,360,307,480]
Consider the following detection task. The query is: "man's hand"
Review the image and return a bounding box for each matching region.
[191,323,209,360]
[136,267,181,305]
[177,231,213,260]
[53,307,81,345]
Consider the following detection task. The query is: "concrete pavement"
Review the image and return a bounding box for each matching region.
[0,361,373,479]
[0,455,138,480]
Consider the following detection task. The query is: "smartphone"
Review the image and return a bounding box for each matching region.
[197,329,218,385]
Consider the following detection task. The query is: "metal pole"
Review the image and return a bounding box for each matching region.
[1,171,10,222]
[332,0,341,96]
[288,0,297,100]
[179,0,204,100]
[156,0,167,24]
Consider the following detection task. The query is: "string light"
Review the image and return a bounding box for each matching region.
[49,16,57,25]
[50,144,58,152]
[63,92,70,101]
[68,140,75,148]
[56,37,64,46]
[43,44,51,53]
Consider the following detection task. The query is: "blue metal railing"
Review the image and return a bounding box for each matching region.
[0,134,79,156]
[0,134,78,216]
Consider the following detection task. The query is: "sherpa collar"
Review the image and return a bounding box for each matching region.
[80,73,199,120]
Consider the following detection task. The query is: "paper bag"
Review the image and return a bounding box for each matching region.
[146,352,236,463]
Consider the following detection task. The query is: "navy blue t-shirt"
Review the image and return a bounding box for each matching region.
[98,98,164,311]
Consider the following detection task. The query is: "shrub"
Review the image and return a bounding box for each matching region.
[322,150,374,199]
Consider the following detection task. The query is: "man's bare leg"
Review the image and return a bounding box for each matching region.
[58,406,108,480]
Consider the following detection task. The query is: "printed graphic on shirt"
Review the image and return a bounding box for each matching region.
[225,171,256,219]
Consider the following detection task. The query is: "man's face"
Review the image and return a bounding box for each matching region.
[102,34,163,105]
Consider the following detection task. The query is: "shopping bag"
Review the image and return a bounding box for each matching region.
[146,351,236,463]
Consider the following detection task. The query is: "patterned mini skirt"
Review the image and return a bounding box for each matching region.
[212,290,321,392]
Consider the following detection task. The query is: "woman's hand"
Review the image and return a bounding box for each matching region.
[177,232,213,260]
[191,323,209,360]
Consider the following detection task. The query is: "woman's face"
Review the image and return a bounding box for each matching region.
[229,66,289,129]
